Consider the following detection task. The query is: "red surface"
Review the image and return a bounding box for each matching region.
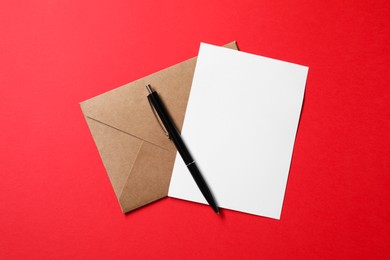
[1,0,389,259]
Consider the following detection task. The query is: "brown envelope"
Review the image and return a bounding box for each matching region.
[80,41,238,213]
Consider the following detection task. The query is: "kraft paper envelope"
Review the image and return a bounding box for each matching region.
[80,42,238,213]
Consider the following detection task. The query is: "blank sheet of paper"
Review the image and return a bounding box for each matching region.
[168,43,308,219]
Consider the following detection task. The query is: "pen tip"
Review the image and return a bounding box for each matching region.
[216,211,220,216]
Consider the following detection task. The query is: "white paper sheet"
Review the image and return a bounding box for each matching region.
[168,43,308,219]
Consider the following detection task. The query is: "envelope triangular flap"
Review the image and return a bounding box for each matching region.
[84,117,142,198]
[118,141,176,212]
[85,114,174,213]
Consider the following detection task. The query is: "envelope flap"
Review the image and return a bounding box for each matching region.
[80,57,197,152]
[118,141,176,213]
[84,117,143,198]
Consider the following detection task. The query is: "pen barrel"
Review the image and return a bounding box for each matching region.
[187,163,219,213]
[147,92,193,164]
[147,90,219,214]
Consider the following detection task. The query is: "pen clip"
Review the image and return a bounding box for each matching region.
[147,93,170,139]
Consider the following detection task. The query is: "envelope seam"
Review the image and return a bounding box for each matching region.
[85,116,172,152]
[118,139,144,200]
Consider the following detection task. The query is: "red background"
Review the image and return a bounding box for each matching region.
[1,0,389,259]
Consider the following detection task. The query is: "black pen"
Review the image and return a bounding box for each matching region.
[146,84,219,215]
